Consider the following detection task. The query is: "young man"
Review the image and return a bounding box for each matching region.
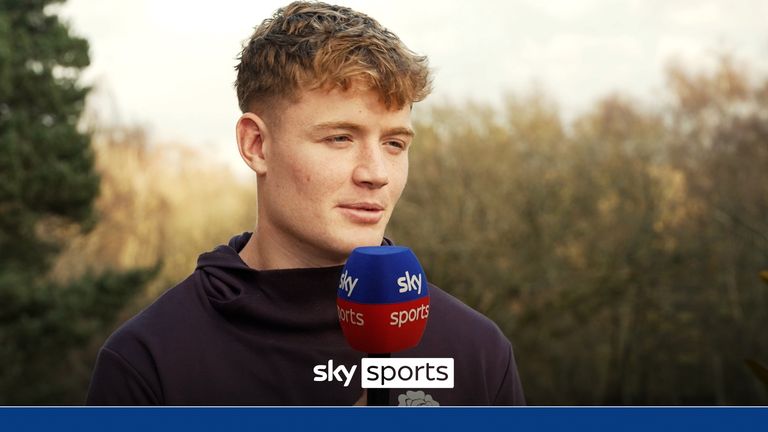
[87,1,525,406]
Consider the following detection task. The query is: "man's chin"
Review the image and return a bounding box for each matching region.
[331,234,386,259]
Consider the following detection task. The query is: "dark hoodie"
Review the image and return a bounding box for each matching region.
[86,233,525,405]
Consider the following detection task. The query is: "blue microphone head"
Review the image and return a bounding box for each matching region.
[337,246,430,353]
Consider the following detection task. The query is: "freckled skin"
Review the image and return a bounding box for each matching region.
[238,85,413,269]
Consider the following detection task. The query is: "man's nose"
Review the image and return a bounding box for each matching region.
[352,142,389,189]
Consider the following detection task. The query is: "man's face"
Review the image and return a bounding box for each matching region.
[257,85,413,266]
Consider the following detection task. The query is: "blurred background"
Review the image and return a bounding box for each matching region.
[1,0,767,404]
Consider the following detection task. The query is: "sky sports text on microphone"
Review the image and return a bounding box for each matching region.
[313,358,454,388]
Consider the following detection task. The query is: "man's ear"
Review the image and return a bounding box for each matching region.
[236,112,270,175]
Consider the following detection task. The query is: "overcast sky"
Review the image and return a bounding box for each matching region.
[58,0,768,172]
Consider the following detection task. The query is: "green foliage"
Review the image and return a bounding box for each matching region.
[0,266,158,403]
[388,58,768,405]
[0,0,96,270]
[0,0,155,404]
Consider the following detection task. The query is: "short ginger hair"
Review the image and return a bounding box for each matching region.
[235,1,432,113]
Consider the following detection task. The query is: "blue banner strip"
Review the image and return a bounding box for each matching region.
[1,407,766,432]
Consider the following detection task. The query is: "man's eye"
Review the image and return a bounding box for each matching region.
[325,135,352,144]
[386,140,406,150]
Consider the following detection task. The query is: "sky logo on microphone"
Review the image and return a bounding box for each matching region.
[338,269,358,297]
[397,271,422,295]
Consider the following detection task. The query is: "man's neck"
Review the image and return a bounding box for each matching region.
[238,229,346,270]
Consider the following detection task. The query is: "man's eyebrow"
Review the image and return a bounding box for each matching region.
[310,121,415,138]
[385,126,416,138]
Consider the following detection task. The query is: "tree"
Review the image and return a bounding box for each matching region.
[0,0,155,403]
[389,59,768,404]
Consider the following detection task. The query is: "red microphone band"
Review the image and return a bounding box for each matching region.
[336,296,430,354]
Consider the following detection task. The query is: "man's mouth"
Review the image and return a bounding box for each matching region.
[337,202,385,224]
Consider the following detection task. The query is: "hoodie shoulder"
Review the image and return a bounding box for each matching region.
[427,283,508,343]
[407,283,525,405]
[103,273,203,350]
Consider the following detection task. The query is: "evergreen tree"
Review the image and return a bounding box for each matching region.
[0,0,155,403]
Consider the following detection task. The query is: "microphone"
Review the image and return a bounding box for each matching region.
[337,246,430,405]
